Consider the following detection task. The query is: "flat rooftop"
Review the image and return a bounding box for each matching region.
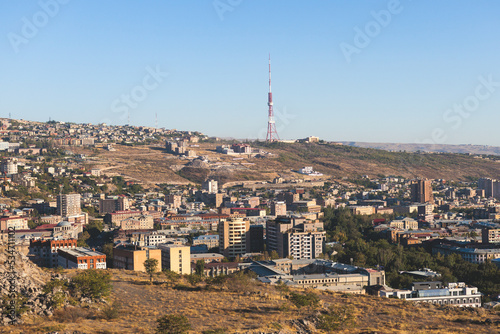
[59,247,104,257]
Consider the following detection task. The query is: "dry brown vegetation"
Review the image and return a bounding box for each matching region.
[71,142,500,190]
[4,269,500,333]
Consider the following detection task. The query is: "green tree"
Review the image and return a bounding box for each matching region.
[102,243,114,268]
[156,314,191,334]
[144,258,159,283]
[195,260,205,277]
[70,270,112,300]
[27,220,37,229]
[86,220,104,238]
[77,231,90,247]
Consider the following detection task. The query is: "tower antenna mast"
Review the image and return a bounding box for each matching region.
[266,54,279,142]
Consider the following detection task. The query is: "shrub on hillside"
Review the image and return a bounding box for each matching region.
[156,314,191,334]
[289,291,320,309]
[317,305,356,331]
[53,306,91,323]
[100,302,122,320]
[70,270,112,301]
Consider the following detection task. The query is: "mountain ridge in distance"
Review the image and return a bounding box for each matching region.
[342,142,500,156]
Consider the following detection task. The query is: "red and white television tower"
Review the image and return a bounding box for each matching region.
[266,54,280,142]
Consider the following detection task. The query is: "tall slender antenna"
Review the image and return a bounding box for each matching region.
[155,112,158,130]
[266,54,280,142]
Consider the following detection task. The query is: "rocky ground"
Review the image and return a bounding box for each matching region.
[0,245,56,325]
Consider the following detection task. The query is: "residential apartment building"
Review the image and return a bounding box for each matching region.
[478,178,498,198]
[381,282,481,307]
[192,234,219,250]
[105,210,142,226]
[128,231,171,247]
[99,196,129,214]
[290,200,322,213]
[482,227,500,244]
[29,238,77,267]
[349,206,376,216]
[266,217,326,260]
[249,225,264,252]
[113,244,162,272]
[158,244,190,274]
[243,197,260,208]
[202,179,218,194]
[271,201,287,217]
[389,217,418,230]
[162,218,219,232]
[219,218,250,258]
[165,194,182,209]
[0,158,18,175]
[0,216,29,231]
[120,214,154,230]
[418,204,434,216]
[411,179,434,203]
[58,247,106,269]
[57,193,81,217]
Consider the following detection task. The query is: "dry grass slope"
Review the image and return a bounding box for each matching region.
[5,270,500,334]
[80,142,500,187]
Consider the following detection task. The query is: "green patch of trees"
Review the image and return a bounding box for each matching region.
[323,207,500,301]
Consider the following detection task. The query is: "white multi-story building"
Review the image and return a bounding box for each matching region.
[389,217,419,230]
[219,218,249,258]
[0,158,18,175]
[57,193,81,217]
[381,282,481,308]
[144,232,168,246]
[202,179,218,194]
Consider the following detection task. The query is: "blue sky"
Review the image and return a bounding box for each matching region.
[1,0,500,145]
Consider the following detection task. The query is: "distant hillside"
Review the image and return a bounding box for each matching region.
[343,141,500,156]
[252,142,500,181]
[72,142,500,187]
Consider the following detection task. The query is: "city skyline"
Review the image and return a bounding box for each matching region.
[1,1,500,145]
